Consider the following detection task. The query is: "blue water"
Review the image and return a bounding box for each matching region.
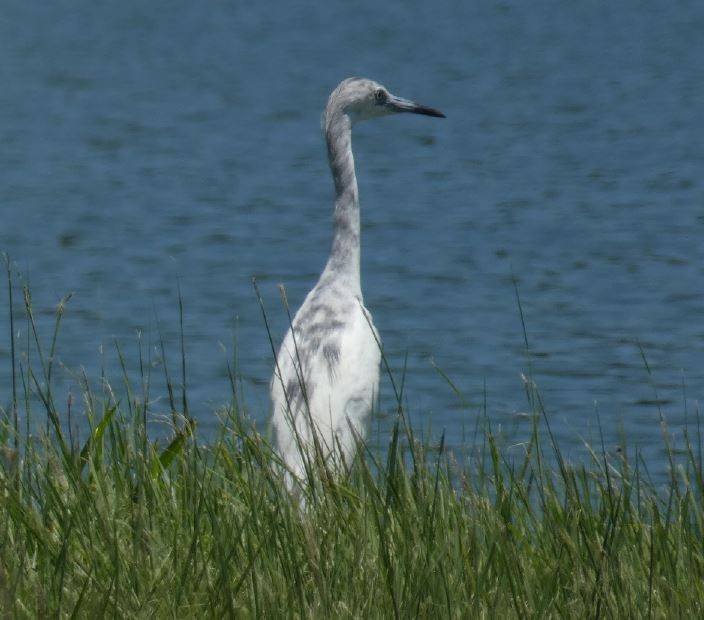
[1,1,703,474]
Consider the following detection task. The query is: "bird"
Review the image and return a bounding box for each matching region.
[270,77,444,483]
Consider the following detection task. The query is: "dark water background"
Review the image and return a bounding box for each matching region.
[1,0,703,474]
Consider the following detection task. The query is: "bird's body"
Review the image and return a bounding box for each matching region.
[270,78,444,481]
[271,279,380,479]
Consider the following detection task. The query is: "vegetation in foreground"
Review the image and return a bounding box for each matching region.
[1,270,704,618]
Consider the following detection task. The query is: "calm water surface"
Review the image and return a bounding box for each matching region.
[1,0,703,475]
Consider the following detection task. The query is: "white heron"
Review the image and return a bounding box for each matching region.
[270,77,444,482]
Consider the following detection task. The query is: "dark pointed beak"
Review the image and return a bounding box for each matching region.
[387,94,445,118]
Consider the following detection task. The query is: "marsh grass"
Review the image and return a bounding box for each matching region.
[1,269,704,618]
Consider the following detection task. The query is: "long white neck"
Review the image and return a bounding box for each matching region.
[320,111,361,295]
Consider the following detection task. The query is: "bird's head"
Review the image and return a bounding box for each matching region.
[323,77,445,130]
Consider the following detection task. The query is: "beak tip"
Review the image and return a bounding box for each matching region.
[413,106,446,119]
[388,95,445,119]
[421,107,446,119]
[411,103,446,119]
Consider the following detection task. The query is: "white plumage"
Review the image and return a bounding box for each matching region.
[270,78,444,482]
[271,285,380,479]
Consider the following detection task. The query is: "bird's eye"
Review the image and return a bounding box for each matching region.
[374,89,386,104]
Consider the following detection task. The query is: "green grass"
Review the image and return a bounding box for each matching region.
[1,269,704,618]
